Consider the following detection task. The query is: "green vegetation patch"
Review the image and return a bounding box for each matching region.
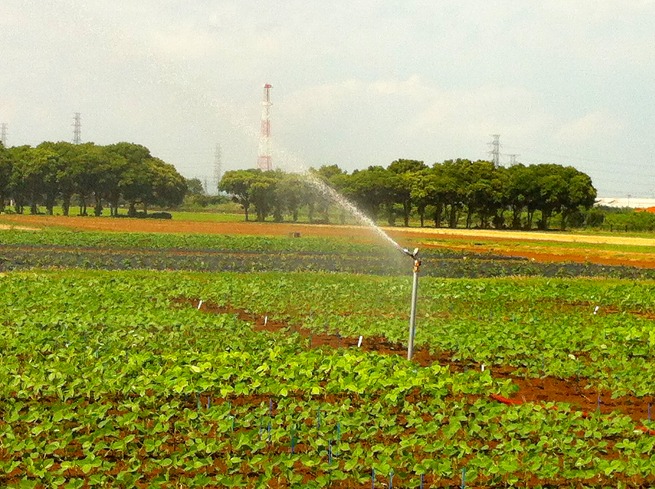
[3,229,655,279]
[1,270,655,487]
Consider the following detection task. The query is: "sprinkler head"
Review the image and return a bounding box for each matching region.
[402,247,419,259]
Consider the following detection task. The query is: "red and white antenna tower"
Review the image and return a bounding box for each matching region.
[257,83,273,171]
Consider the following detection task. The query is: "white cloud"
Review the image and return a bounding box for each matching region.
[1,1,653,194]
[278,76,560,168]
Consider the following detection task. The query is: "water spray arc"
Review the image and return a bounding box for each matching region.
[402,247,421,360]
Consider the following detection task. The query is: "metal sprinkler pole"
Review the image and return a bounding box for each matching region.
[402,248,421,360]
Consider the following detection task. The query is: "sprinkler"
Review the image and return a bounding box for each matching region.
[402,248,421,360]
[402,247,419,260]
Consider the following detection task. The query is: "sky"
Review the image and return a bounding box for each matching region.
[1,1,654,197]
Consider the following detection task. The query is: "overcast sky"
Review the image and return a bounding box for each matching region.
[1,1,654,196]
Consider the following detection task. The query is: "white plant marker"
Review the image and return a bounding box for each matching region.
[197,300,203,310]
[481,364,485,372]
[264,316,268,326]
[358,336,363,347]
[593,306,599,315]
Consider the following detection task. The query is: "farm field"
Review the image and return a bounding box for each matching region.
[1,216,655,487]
[2,212,655,269]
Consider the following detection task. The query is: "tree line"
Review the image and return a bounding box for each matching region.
[0,141,187,216]
[219,159,597,230]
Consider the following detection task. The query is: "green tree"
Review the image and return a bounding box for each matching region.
[342,166,396,223]
[9,146,59,215]
[409,168,435,227]
[275,172,309,222]
[37,141,81,216]
[120,158,153,216]
[249,172,278,222]
[183,177,214,207]
[544,165,596,230]
[461,160,503,229]
[147,158,187,210]
[0,142,13,213]
[307,165,349,223]
[505,164,531,229]
[107,142,152,216]
[80,145,127,216]
[105,142,151,165]
[440,160,469,228]
[219,169,260,221]
[185,178,205,196]
[388,159,427,226]
[71,143,101,216]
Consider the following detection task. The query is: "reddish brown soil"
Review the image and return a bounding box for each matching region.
[423,240,655,269]
[181,298,654,424]
[0,215,382,242]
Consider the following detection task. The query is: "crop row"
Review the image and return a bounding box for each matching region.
[0,230,376,253]
[3,386,652,487]
[4,270,655,395]
[2,244,655,279]
[2,270,655,486]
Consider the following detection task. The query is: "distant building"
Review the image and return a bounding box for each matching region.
[595,197,655,209]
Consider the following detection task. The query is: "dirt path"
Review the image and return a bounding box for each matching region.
[0,222,41,231]
[388,226,655,247]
